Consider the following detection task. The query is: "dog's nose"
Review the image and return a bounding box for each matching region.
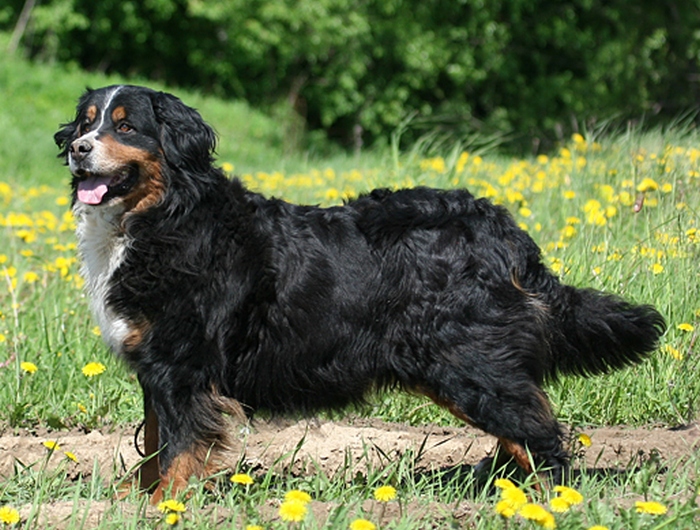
[70,139,93,162]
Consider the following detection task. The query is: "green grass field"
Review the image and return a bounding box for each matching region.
[1,33,700,529]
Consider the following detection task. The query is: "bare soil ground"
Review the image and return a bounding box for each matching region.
[2,418,699,528]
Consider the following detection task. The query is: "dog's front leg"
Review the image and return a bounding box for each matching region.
[138,374,230,504]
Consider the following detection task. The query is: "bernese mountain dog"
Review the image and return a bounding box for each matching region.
[55,85,666,502]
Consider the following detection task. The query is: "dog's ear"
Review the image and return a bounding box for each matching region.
[54,88,95,160]
[150,91,217,173]
[54,121,77,160]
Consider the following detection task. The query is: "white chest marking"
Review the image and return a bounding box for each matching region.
[74,202,131,354]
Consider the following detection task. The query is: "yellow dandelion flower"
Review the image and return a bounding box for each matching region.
[519,207,532,218]
[246,526,264,530]
[549,496,571,513]
[637,178,659,192]
[549,257,564,275]
[619,191,634,205]
[164,513,180,525]
[677,323,694,332]
[15,229,36,243]
[502,485,527,504]
[284,490,312,504]
[650,263,664,275]
[583,199,602,212]
[663,345,683,361]
[373,485,397,502]
[561,225,577,239]
[20,362,38,374]
[420,156,446,173]
[553,485,583,505]
[55,196,70,206]
[635,500,667,515]
[325,188,340,202]
[64,451,78,463]
[456,152,470,173]
[0,505,20,525]
[23,271,39,284]
[588,526,609,530]
[495,499,518,518]
[278,500,307,522]
[349,518,377,530]
[577,433,592,447]
[82,362,106,377]
[518,503,556,528]
[222,162,235,173]
[158,499,186,513]
[0,334,6,343]
[231,473,254,485]
[494,478,517,490]
[43,440,61,451]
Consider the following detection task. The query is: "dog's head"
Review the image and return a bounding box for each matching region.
[55,85,217,211]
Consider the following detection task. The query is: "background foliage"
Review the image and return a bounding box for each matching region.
[4,0,700,150]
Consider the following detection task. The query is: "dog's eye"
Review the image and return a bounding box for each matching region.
[117,122,133,133]
[81,121,92,134]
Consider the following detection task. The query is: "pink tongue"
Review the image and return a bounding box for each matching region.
[77,176,111,205]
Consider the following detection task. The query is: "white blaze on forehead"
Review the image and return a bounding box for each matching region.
[80,86,123,141]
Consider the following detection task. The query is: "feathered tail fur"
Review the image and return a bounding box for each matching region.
[547,286,666,379]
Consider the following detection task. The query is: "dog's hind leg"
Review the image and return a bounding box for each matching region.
[419,371,568,483]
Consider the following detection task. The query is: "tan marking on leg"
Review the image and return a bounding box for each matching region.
[497,437,534,474]
[151,445,209,504]
[415,386,479,428]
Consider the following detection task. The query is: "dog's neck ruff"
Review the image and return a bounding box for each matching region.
[73,201,130,354]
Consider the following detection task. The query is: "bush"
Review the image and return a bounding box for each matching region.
[5,0,700,151]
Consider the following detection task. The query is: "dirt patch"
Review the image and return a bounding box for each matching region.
[2,418,699,528]
[2,418,699,483]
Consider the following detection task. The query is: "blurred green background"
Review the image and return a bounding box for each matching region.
[3,0,700,153]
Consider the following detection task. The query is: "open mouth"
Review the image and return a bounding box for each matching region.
[74,166,138,205]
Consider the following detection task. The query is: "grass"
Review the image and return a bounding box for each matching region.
[1,32,700,528]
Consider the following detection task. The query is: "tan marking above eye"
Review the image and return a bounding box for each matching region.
[112,106,127,123]
[87,105,97,122]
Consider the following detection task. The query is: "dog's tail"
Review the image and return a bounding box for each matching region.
[545,286,666,379]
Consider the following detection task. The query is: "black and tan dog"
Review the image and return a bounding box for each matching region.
[55,85,665,501]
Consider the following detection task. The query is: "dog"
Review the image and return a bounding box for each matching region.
[55,85,666,501]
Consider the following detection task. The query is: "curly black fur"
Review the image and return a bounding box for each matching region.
[55,85,666,494]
